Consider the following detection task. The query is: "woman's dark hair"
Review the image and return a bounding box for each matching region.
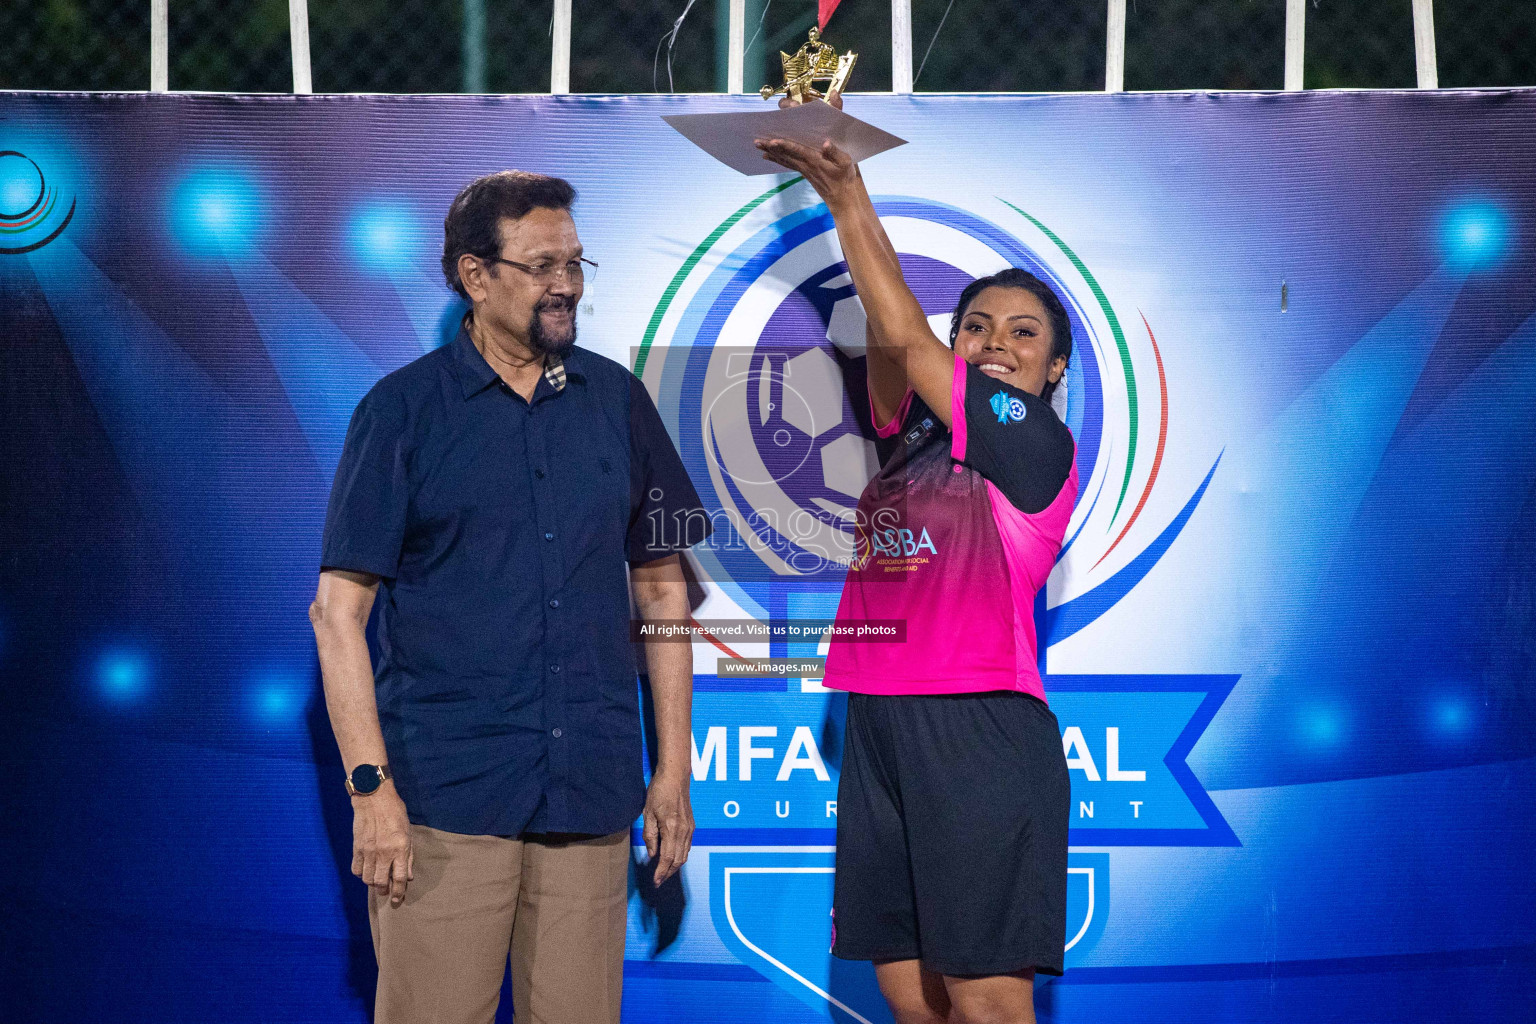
[947,268,1073,404]
[441,170,577,299]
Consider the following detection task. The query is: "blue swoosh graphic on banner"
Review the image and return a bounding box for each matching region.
[1045,452,1223,645]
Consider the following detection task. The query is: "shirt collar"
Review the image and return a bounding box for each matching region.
[450,315,577,400]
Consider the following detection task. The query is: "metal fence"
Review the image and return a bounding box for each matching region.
[3,0,1534,94]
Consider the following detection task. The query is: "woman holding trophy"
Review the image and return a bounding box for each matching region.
[757,103,1077,1024]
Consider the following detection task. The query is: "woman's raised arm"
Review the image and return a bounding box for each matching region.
[756,135,960,428]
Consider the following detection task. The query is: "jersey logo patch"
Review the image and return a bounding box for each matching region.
[904,416,936,446]
[990,390,1028,423]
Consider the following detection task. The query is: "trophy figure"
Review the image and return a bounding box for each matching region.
[760,27,858,105]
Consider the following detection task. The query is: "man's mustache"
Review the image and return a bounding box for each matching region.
[537,297,576,312]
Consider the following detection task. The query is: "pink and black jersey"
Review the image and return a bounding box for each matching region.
[822,352,1078,702]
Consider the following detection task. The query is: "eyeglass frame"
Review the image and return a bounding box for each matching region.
[478,253,599,284]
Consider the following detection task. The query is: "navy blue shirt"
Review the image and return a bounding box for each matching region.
[321,325,710,837]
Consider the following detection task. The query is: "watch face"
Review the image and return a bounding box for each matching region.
[350,764,384,795]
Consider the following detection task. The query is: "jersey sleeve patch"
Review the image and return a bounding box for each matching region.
[957,361,1074,516]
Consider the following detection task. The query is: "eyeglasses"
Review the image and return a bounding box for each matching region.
[481,254,598,285]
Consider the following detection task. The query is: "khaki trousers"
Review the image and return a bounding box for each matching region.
[369,824,630,1024]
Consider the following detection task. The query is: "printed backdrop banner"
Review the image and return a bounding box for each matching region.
[1,91,1533,1023]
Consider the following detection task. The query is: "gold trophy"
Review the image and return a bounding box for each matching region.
[760,27,858,105]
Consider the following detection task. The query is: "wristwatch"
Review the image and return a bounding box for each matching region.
[345,762,392,797]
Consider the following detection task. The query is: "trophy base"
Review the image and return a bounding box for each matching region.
[664,101,907,177]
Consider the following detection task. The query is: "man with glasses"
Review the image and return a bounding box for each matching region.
[309,170,710,1024]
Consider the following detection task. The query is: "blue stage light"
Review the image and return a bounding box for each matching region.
[349,201,425,273]
[1300,703,1347,747]
[1439,199,1512,270]
[170,166,264,257]
[250,671,308,726]
[97,650,148,701]
[0,152,43,217]
[1430,697,1474,738]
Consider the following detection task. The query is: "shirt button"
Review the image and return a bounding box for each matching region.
[551,727,563,738]
[544,532,554,541]
[549,663,561,674]
[535,468,546,479]
[549,598,560,608]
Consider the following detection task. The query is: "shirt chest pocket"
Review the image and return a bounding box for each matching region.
[556,444,631,535]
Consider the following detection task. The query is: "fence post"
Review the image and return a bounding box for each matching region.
[464,0,487,93]
[289,0,313,93]
[1284,0,1305,91]
[728,0,745,93]
[150,0,168,92]
[551,0,572,94]
[1105,0,1126,93]
[892,0,913,93]
[1412,0,1438,89]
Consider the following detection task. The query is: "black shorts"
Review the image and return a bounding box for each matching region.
[832,690,1070,977]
